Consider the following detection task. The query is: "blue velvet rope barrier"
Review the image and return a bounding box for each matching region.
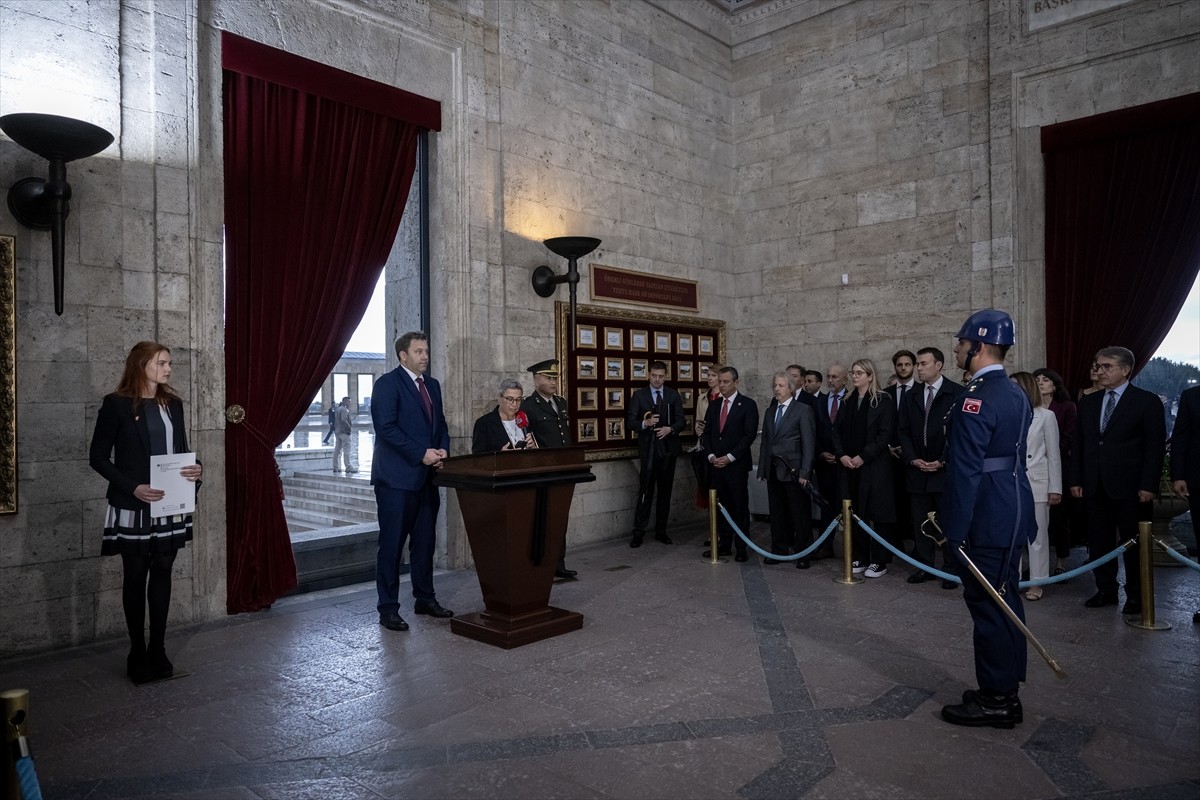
[853,514,1136,588]
[716,505,839,561]
[1156,538,1200,572]
[15,755,43,800]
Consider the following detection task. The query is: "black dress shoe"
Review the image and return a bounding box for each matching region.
[734,551,748,563]
[941,691,1021,729]
[145,646,173,682]
[763,557,783,565]
[907,571,934,584]
[1084,591,1118,608]
[1121,601,1142,616]
[795,559,811,570]
[414,600,454,618]
[379,610,410,631]
[962,690,1022,724]
[630,532,644,548]
[554,568,578,580]
[941,579,959,590]
[703,547,731,558]
[655,532,673,545]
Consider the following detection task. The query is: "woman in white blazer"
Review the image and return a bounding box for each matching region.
[1011,372,1063,601]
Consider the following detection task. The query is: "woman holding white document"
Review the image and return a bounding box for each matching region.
[89,341,202,683]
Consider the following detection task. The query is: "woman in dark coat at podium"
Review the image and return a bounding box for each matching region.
[472,379,538,453]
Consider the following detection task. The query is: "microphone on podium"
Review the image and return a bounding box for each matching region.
[514,410,530,449]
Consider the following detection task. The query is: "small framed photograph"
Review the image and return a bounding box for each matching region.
[684,414,694,431]
[577,419,598,443]
[679,388,694,409]
[698,335,714,355]
[606,418,626,441]
[631,358,648,379]
[577,356,597,380]
[700,363,714,380]
[605,327,623,349]
[578,388,598,411]
[606,389,625,410]
[677,333,693,353]
[577,325,597,348]
[605,358,624,380]
[654,332,672,353]
[630,330,649,352]
[677,361,693,381]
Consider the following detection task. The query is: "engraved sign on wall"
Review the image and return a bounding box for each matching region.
[589,264,699,312]
[1024,0,1133,32]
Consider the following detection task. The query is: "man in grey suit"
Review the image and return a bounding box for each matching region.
[758,372,816,568]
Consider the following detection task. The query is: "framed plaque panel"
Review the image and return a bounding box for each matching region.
[555,302,726,461]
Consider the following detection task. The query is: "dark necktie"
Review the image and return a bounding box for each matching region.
[1101,390,1116,433]
[923,385,935,446]
[653,390,661,409]
[720,398,730,432]
[829,393,840,423]
[416,376,433,422]
[774,403,784,428]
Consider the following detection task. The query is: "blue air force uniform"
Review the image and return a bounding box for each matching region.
[940,364,1037,694]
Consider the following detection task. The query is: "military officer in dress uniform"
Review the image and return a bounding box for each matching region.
[939,309,1037,729]
[520,359,577,580]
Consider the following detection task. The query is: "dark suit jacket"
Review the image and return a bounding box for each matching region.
[757,398,815,481]
[626,385,686,462]
[370,367,450,491]
[832,391,897,523]
[520,393,570,448]
[701,391,758,473]
[884,381,919,445]
[1171,386,1200,489]
[471,407,517,454]
[89,394,193,511]
[814,390,846,455]
[897,379,962,493]
[1070,383,1165,498]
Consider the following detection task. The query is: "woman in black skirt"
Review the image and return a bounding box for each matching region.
[89,342,202,683]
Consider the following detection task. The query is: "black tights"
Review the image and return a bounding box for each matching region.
[121,550,176,653]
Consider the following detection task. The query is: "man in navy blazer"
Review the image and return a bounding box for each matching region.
[897,346,962,587]
[371,331,453,631]
[1069,346,1166,615]
[701,366,759,562]
[626,361,686,548]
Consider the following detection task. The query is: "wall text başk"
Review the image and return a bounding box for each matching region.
[1026,0,1133,33]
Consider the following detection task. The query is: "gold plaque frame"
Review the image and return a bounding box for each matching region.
[556,301,726,461]
[0,235,16,514]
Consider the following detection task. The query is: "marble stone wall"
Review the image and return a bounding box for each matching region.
[1,0,1195,653]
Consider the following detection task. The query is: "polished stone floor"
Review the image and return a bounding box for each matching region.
[3,521,1198,800]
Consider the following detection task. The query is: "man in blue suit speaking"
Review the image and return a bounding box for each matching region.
[371,331,454,631]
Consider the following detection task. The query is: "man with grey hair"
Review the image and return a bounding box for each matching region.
[758,371,816,567]
[1069,346,1166,615]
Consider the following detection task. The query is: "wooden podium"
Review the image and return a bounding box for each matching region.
[435,446,595,648]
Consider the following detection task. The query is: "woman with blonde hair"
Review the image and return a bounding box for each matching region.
[90,342,202,683]
[833,358,896,577]
[1010,371,1062,601]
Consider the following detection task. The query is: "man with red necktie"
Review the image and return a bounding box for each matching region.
[700,366,759,562]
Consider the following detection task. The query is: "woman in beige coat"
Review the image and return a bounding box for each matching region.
[1011,372,1062,601]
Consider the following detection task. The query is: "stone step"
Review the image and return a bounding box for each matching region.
[285,507,373,528]
[290,522,391,593]
[284,497,377,522]
[283,486,378,506]
[284,476,374,494]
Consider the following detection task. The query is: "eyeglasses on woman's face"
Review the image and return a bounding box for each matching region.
[849,369,869,377]
[501,394,524,404]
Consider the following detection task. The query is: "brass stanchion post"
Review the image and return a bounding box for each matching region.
[3,688,30,800]
[833,499,862,585]
[1125,521,1170,631]
[707,489,725,564]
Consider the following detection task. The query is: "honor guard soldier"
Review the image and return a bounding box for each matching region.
[939,309,1037,729]
[520,359,577,579]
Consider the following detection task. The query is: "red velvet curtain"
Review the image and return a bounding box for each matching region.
[1043,93,1200,393]
[222,34,437,613]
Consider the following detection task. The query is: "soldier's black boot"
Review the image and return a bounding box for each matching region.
[941,689,1021,729]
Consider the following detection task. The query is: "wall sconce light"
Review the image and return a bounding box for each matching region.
[532,236,601,340]
[1,113,114,315]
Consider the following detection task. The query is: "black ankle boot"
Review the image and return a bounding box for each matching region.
[127,640,149,683]
[146,645,173,681]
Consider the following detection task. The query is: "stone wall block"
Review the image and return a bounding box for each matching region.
[155,165,191,216]
[155,211,190,274]
[916,171,971,215]
[77,201,124,269]
[17,401,87,464]
[857,182,916,226]
[0,593,96,652]
[839,276,934,319]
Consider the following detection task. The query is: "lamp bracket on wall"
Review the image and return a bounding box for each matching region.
[0,113,114,315]
[532,237,601,340]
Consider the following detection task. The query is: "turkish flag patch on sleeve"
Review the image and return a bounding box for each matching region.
[962,397,982,414]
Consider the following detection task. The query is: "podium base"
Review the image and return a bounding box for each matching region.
[451,606,583,649]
